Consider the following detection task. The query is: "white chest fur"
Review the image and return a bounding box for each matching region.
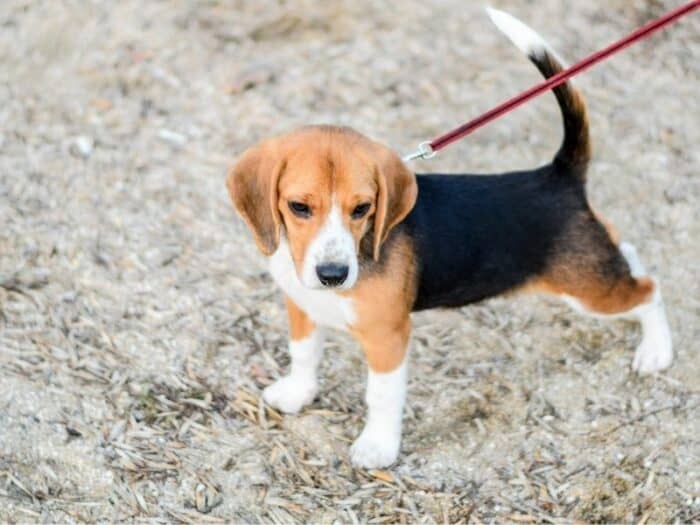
[268,239,357,331]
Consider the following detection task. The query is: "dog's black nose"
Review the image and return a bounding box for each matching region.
[316,263,349,287]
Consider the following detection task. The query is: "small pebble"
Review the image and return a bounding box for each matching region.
[70,135,94,158]
[158,129,187,147]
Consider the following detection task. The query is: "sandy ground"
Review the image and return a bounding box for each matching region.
[1,0,699,522]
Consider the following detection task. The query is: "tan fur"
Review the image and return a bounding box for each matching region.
[285,296,315,341]
[229,126,418,373]
[345,235,416,372]
[523,265,654,315]
[354,318,412,373]
[566,84,591,167]
[592,207,620,246]
[227,126,417,274]
[226,140,284,255]
[369,144,417,261]
[279,232,416,372]
[537,51,590,170]
[516,203,653,314]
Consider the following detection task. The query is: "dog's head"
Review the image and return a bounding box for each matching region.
[227,126,417,290]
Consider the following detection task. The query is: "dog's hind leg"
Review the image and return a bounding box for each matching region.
[617,242,673,373]
[530,238,673,374]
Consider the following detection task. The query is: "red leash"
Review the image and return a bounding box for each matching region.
[403,1,700,161]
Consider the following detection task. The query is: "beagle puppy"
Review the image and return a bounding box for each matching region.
[226,9,673,469]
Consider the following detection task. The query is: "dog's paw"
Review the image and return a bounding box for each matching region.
[262,375,317,414]
[633,336,673,375]
[632,296,673,375]
[350,428,400,469]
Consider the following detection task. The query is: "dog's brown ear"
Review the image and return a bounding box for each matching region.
[226,141,285,256]
[372,144,417,261]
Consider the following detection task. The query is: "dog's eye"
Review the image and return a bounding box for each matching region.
[351,203,371,220]
[288,201,311,218]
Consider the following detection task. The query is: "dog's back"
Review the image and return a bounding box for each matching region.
[404,168,587,310]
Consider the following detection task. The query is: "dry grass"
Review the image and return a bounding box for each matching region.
[1,0,699,522]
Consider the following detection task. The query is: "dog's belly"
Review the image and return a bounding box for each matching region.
[268,239,356,330]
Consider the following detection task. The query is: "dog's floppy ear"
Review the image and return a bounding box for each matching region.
[226,140,286,256]
[372,144,418,261]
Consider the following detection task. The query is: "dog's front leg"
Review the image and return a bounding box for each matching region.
[263,297,324,414]
[350,319,410,469]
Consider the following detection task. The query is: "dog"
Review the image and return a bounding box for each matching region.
[226,9,673,469]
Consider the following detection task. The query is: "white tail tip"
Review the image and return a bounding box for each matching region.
[485,7,547,57]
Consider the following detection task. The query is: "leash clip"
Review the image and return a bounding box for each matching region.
[402,141,436,162]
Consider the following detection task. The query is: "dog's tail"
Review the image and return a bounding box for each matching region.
[487,8,591,178]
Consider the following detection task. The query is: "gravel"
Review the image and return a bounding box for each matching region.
[1,0,698,522]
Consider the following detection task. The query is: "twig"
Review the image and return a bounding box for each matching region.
[600,398,699,436]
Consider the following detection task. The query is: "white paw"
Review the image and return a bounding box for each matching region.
[350,428,400,469]
[633,336,673,374]
[262,375,317,414]
[632,296,673,375]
